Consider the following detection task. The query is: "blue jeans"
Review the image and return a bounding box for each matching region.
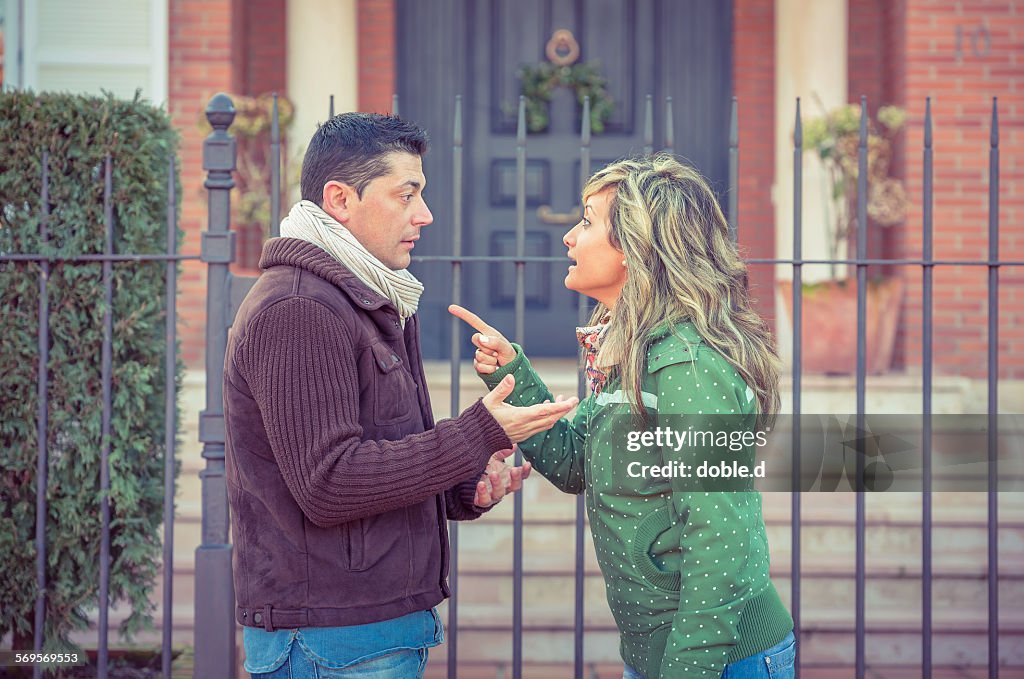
[250,642,428,679]
[623,631,796,679]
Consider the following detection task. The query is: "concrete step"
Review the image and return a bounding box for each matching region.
[158,561,1024,626]
[179,368,1024,415]
[68,602,198,648]
[166,519,1024,600]
[94,544,1024,669]
[449,570,1024,616]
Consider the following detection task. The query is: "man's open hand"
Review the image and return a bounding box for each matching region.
[481,374,577,443]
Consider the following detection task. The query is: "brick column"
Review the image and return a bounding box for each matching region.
[733,0,777,323]
[170,0,239,368]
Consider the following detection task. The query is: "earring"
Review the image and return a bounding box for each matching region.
[622,259,627,266]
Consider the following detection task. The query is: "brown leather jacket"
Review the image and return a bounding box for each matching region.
[224,238,511,630]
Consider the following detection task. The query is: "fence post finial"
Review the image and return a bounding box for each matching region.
[195,91,238,679]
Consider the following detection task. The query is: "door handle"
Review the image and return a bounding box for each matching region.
[536,205,582,225]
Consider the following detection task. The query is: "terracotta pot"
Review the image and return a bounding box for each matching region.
[778,277,904,375]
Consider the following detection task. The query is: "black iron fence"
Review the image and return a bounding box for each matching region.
[1,153,191,679]
[10,88,1014,679]
[190,92,1019,679]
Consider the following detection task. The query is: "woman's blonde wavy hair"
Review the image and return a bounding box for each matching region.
[585,153,780,425]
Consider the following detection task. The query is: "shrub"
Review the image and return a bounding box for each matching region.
[0,89,181,655]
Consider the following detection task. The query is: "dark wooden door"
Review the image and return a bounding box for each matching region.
[398,0,732,358]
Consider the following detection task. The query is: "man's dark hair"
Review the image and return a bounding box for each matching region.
[300,112,429,204]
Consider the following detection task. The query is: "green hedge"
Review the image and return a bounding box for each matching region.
[0,90,182,653]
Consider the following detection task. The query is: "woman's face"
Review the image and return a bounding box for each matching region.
[563,187,628,307]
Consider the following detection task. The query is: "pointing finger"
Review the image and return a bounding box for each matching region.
[448,304,495,335]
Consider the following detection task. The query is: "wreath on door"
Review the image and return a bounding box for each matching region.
[518,62,615,134]
[516,29,614,134]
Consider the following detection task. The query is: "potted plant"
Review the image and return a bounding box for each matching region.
[779,103,909,374]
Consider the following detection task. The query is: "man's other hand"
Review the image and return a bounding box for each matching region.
[473,447,532,508]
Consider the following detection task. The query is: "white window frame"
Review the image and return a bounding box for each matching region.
[4,0,167,105]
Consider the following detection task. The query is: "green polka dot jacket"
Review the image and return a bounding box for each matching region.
[480,321,793,679]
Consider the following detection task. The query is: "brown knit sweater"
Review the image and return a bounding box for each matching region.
[224,238,512,629]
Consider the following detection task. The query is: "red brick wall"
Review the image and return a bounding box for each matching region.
[170,0,287,367]
[733,0,777,323]
[357,0,396,113]
[897,0,1022,379]
[883,1,908,110]
[849,0,907,107]
[170,0,238,368]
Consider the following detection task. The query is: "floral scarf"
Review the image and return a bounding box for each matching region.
[576,312,613,395]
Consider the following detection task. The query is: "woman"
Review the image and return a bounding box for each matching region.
[450,154,795,679]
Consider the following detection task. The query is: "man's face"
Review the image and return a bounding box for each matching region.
[340,152,433,270]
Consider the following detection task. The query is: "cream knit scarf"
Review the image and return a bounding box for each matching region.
[280,200,424,324]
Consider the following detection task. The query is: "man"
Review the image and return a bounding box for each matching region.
[223,113,577,678]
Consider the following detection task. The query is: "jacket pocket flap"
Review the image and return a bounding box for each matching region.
[370,341,404,373]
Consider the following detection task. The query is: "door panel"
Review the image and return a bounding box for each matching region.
[398,0,732,359]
